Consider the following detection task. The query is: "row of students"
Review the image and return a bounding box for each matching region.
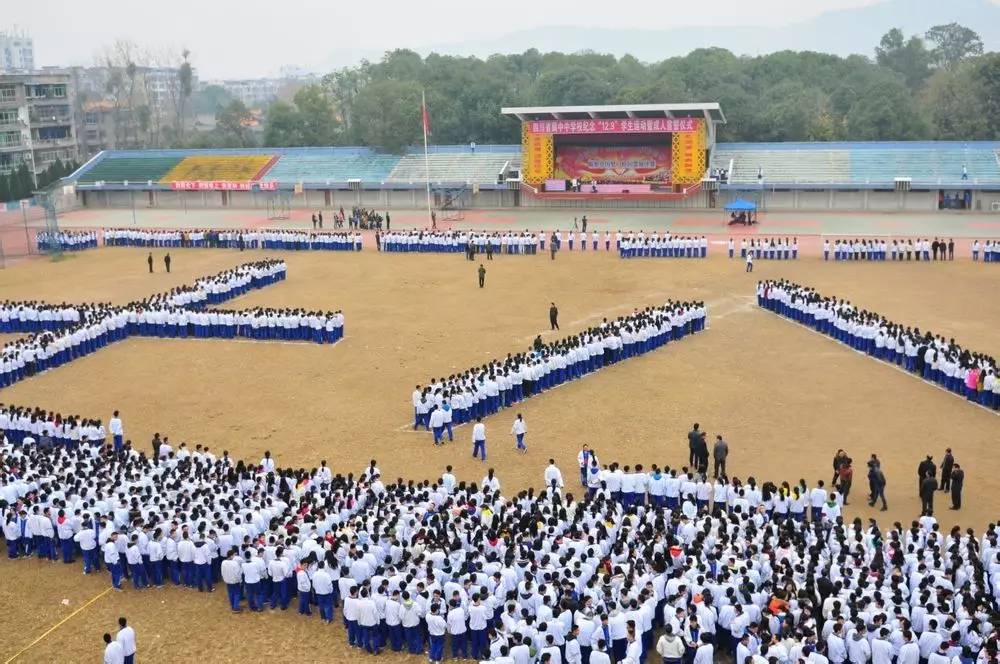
[758,280,999,411]
[3,408,1000,664]
[619,236,709,259]
[104,228,363,252]
[822,239,952,262]
[0,260,343,390]
[380,231,541,255]
[730,238,799,260]
[413,301,707,433]
[36,230,98,252]
[972,240,1000,262]
[0,302,82,334]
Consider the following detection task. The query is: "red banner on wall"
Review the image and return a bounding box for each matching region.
[553,145,672,182]
[170,181,279,191]
[528,118,698,135]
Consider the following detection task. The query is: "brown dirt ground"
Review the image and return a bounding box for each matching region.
[0,247,998,663]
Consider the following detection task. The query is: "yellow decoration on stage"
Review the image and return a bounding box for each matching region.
[671,119,706,185]
[522,123,554,185]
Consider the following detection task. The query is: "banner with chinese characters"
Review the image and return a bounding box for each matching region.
[522,125,554,185]
[527,117,699,135]
[671,119,706,185]
[170,181,279,191]
[553,145,671,183]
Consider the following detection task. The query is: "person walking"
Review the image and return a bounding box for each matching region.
[950,463,964,510]
[472,417,487,461]
[745,251,753,273]
[478,264,486,289]
[837,457,854,506]
[549,303,559,331]
[510,414,527,453]
[867,459,888,511]
[712,435,728,478]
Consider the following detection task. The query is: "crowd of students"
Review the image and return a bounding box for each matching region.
[732,238,799,260]
[972,241,1000,263]
[757,280,999,411]
[820,239,960,262]
[412,301,708,440]
[618,236,709,260]
[378,231,541,255]
[1,260,344,390]
[2,406,1000,664]
[103,228,364,252]
[36,230,98,252]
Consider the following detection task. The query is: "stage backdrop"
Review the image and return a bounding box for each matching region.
[553,145,672,183]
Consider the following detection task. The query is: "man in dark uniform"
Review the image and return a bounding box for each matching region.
[164,253,171,273]
[318,211,324,229]
[687,423,705,468]
[950,463,964,509]
[485,241,493,261]
[920,474,937,515]
[147,252,154,273]
[549,303,559,331]
[385,212,390,230]
[550,232,558,261]
[939,448,954,491]
[478,264,486,288]
[917,454,936,493]
[151,432,162,460]
[312,213,317,229]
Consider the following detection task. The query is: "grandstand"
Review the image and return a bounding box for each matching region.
[76,155,183,184]
[712,141,1000,187]
[261,152,401,184]
[385,148,519,185]
[160,154,275,183]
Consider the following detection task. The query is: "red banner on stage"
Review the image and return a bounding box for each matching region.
[527,118,698,135]
[170,181,278,191]
[553,145,672,182]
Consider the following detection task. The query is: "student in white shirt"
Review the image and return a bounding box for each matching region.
[116,617,137,664]
[103,633,125,664]
[510,414,526,453]
[472,417,487,460]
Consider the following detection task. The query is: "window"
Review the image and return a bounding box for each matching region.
[0,131,21,147]
[0,109,17,125]
[0,85,15,102]
[84,112,99,125]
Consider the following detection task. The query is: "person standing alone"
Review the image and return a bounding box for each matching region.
[712,435,728,478]
[478,264,486,288]
[147,252,154,274]
[164,253,171,274]
[549,303,559,331]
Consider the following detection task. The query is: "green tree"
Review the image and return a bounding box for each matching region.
[922,66,989,139]
[349,79,422,152]
[973,53,1000,139]
[845,78,928,140]
[925,23,984,71]
[263,100,303,147]
[875,28,932,89]
[216,100,254,147]
[292,85,338,146]
[193,84,235,115]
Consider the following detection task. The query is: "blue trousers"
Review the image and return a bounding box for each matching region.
[227,583,242,610]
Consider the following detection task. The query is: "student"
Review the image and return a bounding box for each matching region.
[511,414,526,453]
[109,410,124,452]
[472,417,487,460]
[104,633,125,664]
[745,251,753,273]
[116,617,137,664]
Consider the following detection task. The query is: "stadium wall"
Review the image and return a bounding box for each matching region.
[75,187,1000,212]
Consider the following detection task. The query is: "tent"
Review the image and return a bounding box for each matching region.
[725,198,758,225]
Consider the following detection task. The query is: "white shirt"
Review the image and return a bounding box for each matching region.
[472,422,486,442]
[104,641,125,664]
[116,627,137,656]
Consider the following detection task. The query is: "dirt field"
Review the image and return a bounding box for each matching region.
[1,245,998,663]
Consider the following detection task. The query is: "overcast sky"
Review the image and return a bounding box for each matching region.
[0,0,974,79]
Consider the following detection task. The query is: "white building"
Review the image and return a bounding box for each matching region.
[0,73,78,177]
[0,28,34,73]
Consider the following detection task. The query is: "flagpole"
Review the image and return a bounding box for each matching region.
[422,90,432,227]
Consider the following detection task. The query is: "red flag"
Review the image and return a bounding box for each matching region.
[421,92,431,136]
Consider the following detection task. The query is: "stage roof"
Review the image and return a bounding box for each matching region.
[501,103,726,125]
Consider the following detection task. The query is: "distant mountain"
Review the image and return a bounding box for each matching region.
[317,0,1000,71]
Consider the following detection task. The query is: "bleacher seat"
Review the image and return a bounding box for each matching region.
[160,155,274,183]
[77,156,184,184]
[262,154,401,183]
[710,142,1000,186]
[386,152,520,185]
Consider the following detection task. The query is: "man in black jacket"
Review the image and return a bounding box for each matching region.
[939,448,954,491]
[950,464,964,509]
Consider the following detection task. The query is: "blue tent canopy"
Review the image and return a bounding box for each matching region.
[724,199,757,212]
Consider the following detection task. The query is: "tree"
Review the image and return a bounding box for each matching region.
[292,85,338,146]
[216,100,254,147]
[349,79,422,152]
[925,23,984,71]
[263,101,303,147]
[193,84,234,115]
[922,66,989,139]
[973,53,1000,139]
[875,28,932,89]
[845,78,928,140]
[172,49,194,143]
